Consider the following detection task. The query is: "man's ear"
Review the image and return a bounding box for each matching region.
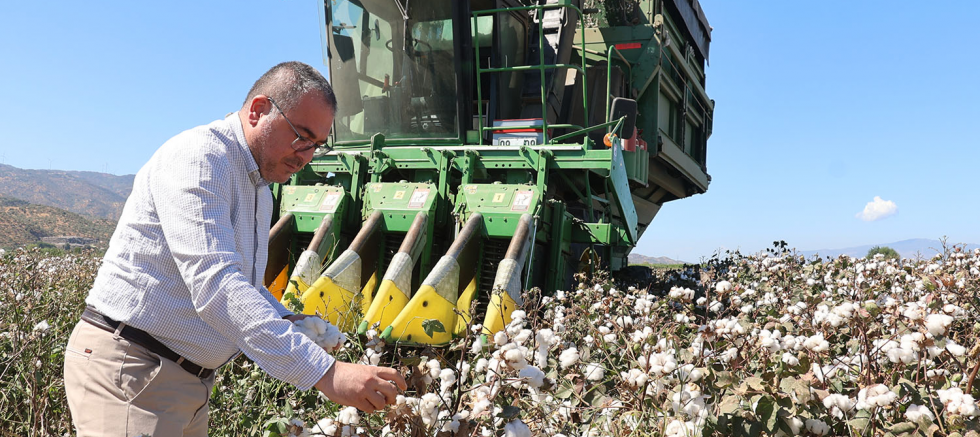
[246,95,271,127]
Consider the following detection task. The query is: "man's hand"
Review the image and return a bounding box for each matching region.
[315,361,408,413]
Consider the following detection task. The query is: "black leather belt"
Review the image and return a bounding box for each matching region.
[81,306,215,379]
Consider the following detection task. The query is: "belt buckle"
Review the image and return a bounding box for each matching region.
[197,367,208,378]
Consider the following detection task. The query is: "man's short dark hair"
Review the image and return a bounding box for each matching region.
[243,61,338,113]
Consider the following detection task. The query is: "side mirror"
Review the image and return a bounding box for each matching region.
[609,97,637,138]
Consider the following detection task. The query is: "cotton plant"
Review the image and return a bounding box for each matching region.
[45,243,971,437]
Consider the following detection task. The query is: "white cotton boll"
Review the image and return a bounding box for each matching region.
[804,333,830,353]
[439,368,457,394]
[781,353,800,366]
[621,368,648,388]
[708,301,724,313]
[419,393,442,426]
[668,286,695,301]
[665,419,697,437]
[676,364,704,382]
[501,345,529,371]
[822,393,855,418]
[559,347,580,369]
[426,359,442,379]
[946,341,967,357]
[856,384,898,410]
[513,329,533,345]
[494,330,510,347]
[905,404,935,422]
[32,320,50,333]
[475,358,489,374]
[716,281,732,293]
[937,387,980,416]
[719,347,738,363]
[584,362,605,381]
[924,313,954,336]
[518,365,546,389]
[311,418,339,436]
[360,348,382,366]
[782,416,803,435]
[535,328,555,349]
[503,419,531,437]
[583,335,594,346]
[805,418,829,435]
[471,335,485,355]
[336,406,360,425]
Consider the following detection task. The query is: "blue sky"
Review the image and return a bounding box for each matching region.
[1,1,977,261]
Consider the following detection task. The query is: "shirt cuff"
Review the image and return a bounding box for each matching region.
[293,348,336,391]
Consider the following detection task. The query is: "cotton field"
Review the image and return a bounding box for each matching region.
[2,245,980,436]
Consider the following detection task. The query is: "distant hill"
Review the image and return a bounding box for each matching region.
[0,163,134,220]
[800,238,979,260]
[628,253,689,265]
[0,195,115,249]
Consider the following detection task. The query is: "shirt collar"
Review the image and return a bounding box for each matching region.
[226,113,271,187]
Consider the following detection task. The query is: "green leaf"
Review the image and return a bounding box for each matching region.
[745,376,766,392]
[754,395,777,433]
[422,319,446,338]
[887,422,917,434]
[848,409,872,433]
[719,395,741,415]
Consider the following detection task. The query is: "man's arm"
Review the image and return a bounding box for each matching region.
[151,144,330,390]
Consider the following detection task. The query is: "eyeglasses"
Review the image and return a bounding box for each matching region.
[267,97,331,153]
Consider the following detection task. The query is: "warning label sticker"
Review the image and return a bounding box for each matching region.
[319,192,341,212]
[408,189,430,209]
[511,190,534,211]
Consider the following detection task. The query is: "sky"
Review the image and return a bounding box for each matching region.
[1,1,977,262]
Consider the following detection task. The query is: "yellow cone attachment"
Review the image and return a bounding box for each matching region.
[483,214,533,336]
[382,213,482,345]
[360,213,429,335]
[297,211,382,331]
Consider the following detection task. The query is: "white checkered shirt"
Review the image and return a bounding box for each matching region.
[87,114,334,390]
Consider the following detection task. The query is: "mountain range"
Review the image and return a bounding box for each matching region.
[0,163,133,220]
[798,238,978,260]
[0,195,115,249]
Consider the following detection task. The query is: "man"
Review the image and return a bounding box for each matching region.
[63,62,407,436]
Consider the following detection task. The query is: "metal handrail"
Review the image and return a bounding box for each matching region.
[473,2,588,146]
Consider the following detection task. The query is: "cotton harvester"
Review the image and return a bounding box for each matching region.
[265,0,714,345]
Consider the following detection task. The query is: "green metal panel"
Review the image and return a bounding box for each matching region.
[457,183,541,239]
[279,185,349,233]
[362,182,440,231]
[608,139,638,245]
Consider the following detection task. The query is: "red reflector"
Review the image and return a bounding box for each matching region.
[615,42,642,50]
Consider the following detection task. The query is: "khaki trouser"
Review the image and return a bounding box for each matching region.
[63,320,215,436]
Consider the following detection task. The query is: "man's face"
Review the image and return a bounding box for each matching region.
[252,93,334,184]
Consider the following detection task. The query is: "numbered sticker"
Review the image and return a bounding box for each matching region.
[511,190,534,212]
[492,193,506,203]
[319,192,341,212]
[408,189,430,209]
[393,190,405,200]
[304,193,317,203]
